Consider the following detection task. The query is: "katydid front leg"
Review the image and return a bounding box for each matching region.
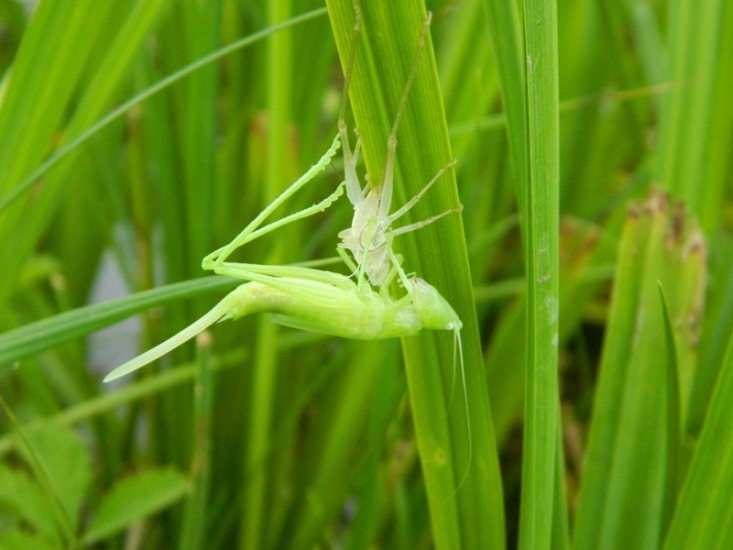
[203,132,344,270]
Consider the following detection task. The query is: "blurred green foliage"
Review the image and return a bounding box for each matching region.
[0,0,731,548]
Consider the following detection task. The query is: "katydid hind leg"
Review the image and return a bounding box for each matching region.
[215,261,355,290]
[224,265,363,310]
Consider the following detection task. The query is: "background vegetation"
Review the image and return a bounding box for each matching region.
[0,0,731,548]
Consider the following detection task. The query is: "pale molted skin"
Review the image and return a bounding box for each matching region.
[338,189,392,287]
[335,11,460,291]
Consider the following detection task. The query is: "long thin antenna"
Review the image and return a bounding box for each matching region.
[338,1,364,206]
[337,1,362,128]
[388,12,433,143]
[452,328,473,496]
[377,11,434,217]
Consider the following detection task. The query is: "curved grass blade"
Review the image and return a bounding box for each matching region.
[664,327,733,548]
[0,7,328,214]
[0,276,238,369]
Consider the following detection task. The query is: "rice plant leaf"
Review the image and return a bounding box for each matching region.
[657,283,682,532]
[0,0,170,301]
[481,0,528,217]
[655,0,727,233]
[285,342,396,549]
[573,200,653,547]
[0,465,60,544]
[0,276,238,369]
[687,237,733,435]
[176,0,221,273]
[518,0,562,546]
[19,423,92,534]
[0,7,329,215]
[0,529,61,550]
[327,2,505,548]
[0,0,122,301]
[574,192,706,549]
[663,329,733,549]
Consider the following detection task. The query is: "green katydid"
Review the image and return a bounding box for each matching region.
[103,134,464,384]
[332,8,473,474]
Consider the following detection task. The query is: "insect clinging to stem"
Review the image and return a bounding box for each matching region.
[331,8,473,482]
[102,134,464,382]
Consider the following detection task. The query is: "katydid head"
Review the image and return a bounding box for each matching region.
[409,278,462,332]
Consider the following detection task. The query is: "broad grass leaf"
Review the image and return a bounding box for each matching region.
[21,422,92,531]
[82,467,190,545]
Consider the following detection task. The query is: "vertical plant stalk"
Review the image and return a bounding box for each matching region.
[326,2,505,548]
[518,0,562,548]
[179,333,214,550]
[241,1,292,549]
[482,0,528,219]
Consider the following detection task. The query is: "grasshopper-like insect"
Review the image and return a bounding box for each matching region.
[103,134,463,382]
[333,10,472,478]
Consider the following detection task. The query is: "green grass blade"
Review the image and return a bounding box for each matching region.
[0,349,245,456]
[482,0,528,217]
[327,2,505,548]
[658,283,682,533]
[663,329,733,549]
[0,0,117,193]
[438,0,499,162]
[0,277,238,369]
[0,0,121,302]
[178,336,214,550]
[655,0,727,233]
[574,192,706,548]
[0,395,79,547]
[285,341,395,548]
[698,0,733,234]
[240,1,293,547]
[0,7,328,215]
[573,205,645,548]
[518,0,562,547]
[687,237,733,435]
[176,0,220,275]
